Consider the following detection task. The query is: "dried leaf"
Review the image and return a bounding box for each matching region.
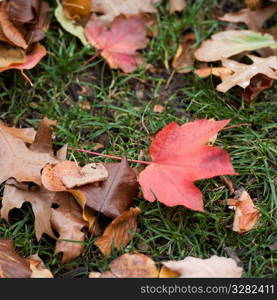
[159,266,180,278]
[195,67,232,78]
[138,119,236,211]
[95,207,141,256]
[227,189,260,233]
[219,4,277,31]
[172,32,195,73]
[54,2,88,46]
[163,255,243,277]
[42,161,108,191]
[0,240,31,278]
[0,120,35,144]
[0,43,46,73]
[92,0,158,24]
[27,254,53,278]
[0,117,58,186]
[243,73,274,102]
[63,0,92,21]
[0,5,27,49]
[170,0,186,14]
[71,157,139,218]
[51,192,86,264]
[1,185,57,240]
[0,46,26,68]
[107,253,159,278]
[85,15,148,73]
[194,30,277,62]
[216,55,277,93]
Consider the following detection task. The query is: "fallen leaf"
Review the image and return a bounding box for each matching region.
[0,120,35,144]
[227,188,260,233]
[244,0,262,10]
[42,161,108,191]
[194,30,277,62]
[7,0,51,45]
[219,4,277,31]
[0,5,28,49]
[0,117,58,186]
[138,119,236,211]
[92,0,158,24]
[84,15,148,73]
[153,104,165,113]
[243,73,274,102]
[172,32,196,73]
[103,253,159,278]
[95,207,141,256]
[27,254,53,278]
[0,240,31,278]
[216,55,277,93]
[159,266,180,278]
[54,2,88,46]
[170,0,186,13]
[63,0,92,21]
[1,185,57,240]
[195,67,233,78]
[0,46,26,68]
[51,192,86,264]
[0,43,47,73]
[163,255,243,277]
[71,157,139,218]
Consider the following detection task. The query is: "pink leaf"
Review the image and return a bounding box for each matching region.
[84,15,148,73]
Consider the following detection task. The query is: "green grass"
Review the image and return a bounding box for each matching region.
[0,0,276,278]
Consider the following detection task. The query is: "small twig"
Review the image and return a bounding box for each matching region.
[165,70,176,90]
[69,147,152,165]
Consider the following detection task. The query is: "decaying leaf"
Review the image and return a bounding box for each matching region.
[195,67,232,78]
[172,32,196,73]
[216,55,277,93]
[219,4,277,31]
[92,0,158,24]
[194,30,277,62]
[0,5,28,49]
[95,207,141,256]
[1,185,57,240]
[0,121,36,144]
[54,2,88,46]
[71,157,139,218]
[227,189,260,233]
[42,161,108,191]
[0,46,26,68]
[0,43,47,73]
[138,119,236,211]
[162,255,243,277]
[170,0,186,14]
[0,117,58,186]
[27,254,53,278]
[51,192,86,264]
[0,240,32,278]
[243,73,274,102]
[63,0,92,21]
[90,253,159,278]
[85,15,148,73]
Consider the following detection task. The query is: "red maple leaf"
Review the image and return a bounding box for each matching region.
[138,119,236,211]
[84,15,148,73]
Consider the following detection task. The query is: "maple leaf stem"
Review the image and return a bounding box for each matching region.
[83,50,102,66]
[69,147,152,165]
[20,70,33,87]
